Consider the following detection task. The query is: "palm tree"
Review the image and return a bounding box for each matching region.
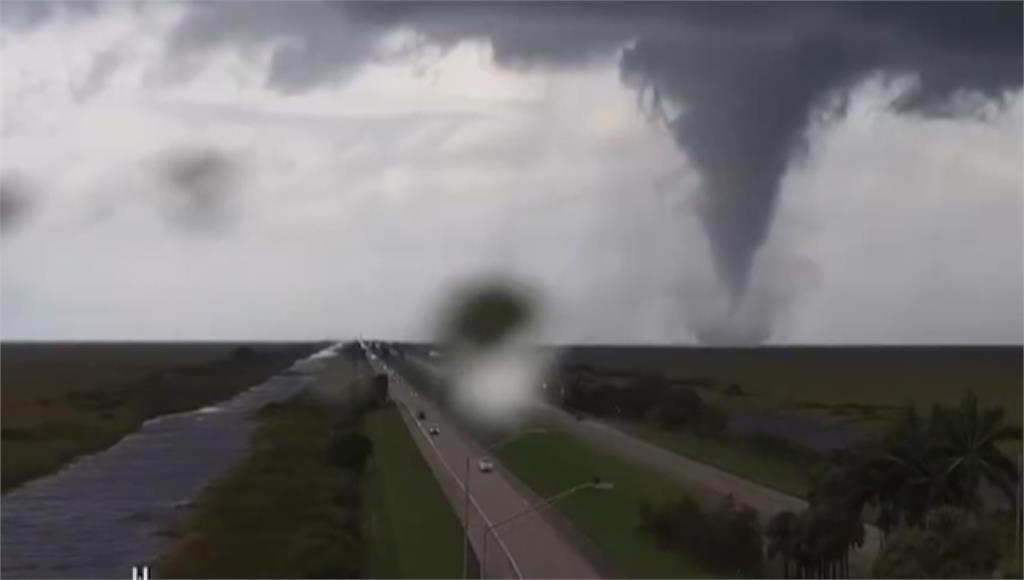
[865,406,945,528]
[837,505,865,578]
[932,391,1021,512]
[873,501,896,549]
[766,510,798,578]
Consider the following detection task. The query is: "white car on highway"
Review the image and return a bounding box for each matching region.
[478,458,494,473]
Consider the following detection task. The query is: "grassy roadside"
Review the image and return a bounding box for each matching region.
[2,343,319,491]
[616,421,813,498]
[498,429,716,579]
[362,408,463,578]
[156,396,364,578]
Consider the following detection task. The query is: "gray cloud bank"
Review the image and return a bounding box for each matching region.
[2,2,1021,344]
[158,2,1023,312]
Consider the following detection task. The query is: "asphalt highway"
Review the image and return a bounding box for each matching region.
[363,346,602,579]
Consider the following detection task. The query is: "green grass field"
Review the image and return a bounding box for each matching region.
[156,396,364,578]
[498,430,716,579]
[363,408,463,578]
[617,421,813,498]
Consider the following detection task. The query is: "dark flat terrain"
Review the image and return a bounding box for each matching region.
[557,345,1022,433]
[1,341,321,490]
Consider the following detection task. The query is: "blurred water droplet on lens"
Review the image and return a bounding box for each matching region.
[0,173,38,235]
[159,148,238,232]
[440,280,553,428]
[444,283,532,350]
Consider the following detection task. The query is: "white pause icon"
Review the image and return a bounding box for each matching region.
[132,566,150,580]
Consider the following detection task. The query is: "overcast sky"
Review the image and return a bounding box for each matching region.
[1,1,1021,344]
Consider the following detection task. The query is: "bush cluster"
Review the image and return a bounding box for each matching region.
[562,372,726,432]
[639,494,763,577]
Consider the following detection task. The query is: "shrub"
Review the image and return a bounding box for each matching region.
[561,372,726,430]
[288,526,363,578]
[327,430,374,472]
[620,373,669,419]
[711,495,763,575]
[657,386,716,430]
[873,507,1002,579]
[639,494,763,576]
[371,374,389,408]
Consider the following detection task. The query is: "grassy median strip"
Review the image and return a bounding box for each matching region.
[616,421,812,498]
[156,396,365,578]
[498,430,715,579]
[363,407,463,578]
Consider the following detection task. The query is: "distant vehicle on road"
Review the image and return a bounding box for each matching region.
[417,411,426,421]
[428,426,440,436]
[478,459,494,473]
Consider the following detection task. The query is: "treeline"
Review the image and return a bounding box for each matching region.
[640,494,763,577]
[561,371,727,431]
[559,369,817,467]
[766,392,1021,579]
[635,392,1020,579]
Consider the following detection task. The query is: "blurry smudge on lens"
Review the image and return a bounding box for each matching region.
[159,148,239,232]
[443,282,532,350]
[439,279,555,428]
[0,173,38,235]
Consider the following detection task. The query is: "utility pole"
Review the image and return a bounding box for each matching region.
[461,429,545,579]
[1015,452,1021,570]
[463,457,472,579]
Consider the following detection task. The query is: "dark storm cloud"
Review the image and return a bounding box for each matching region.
[161,1,1022,309]
[166,2,383,92]
[613,1,1021,301]
[0,1,98,29]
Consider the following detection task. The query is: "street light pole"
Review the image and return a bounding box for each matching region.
[480,479,614,579]
[461,428,546,579]
[463,456,472,579]
[1015,451,1021,569]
